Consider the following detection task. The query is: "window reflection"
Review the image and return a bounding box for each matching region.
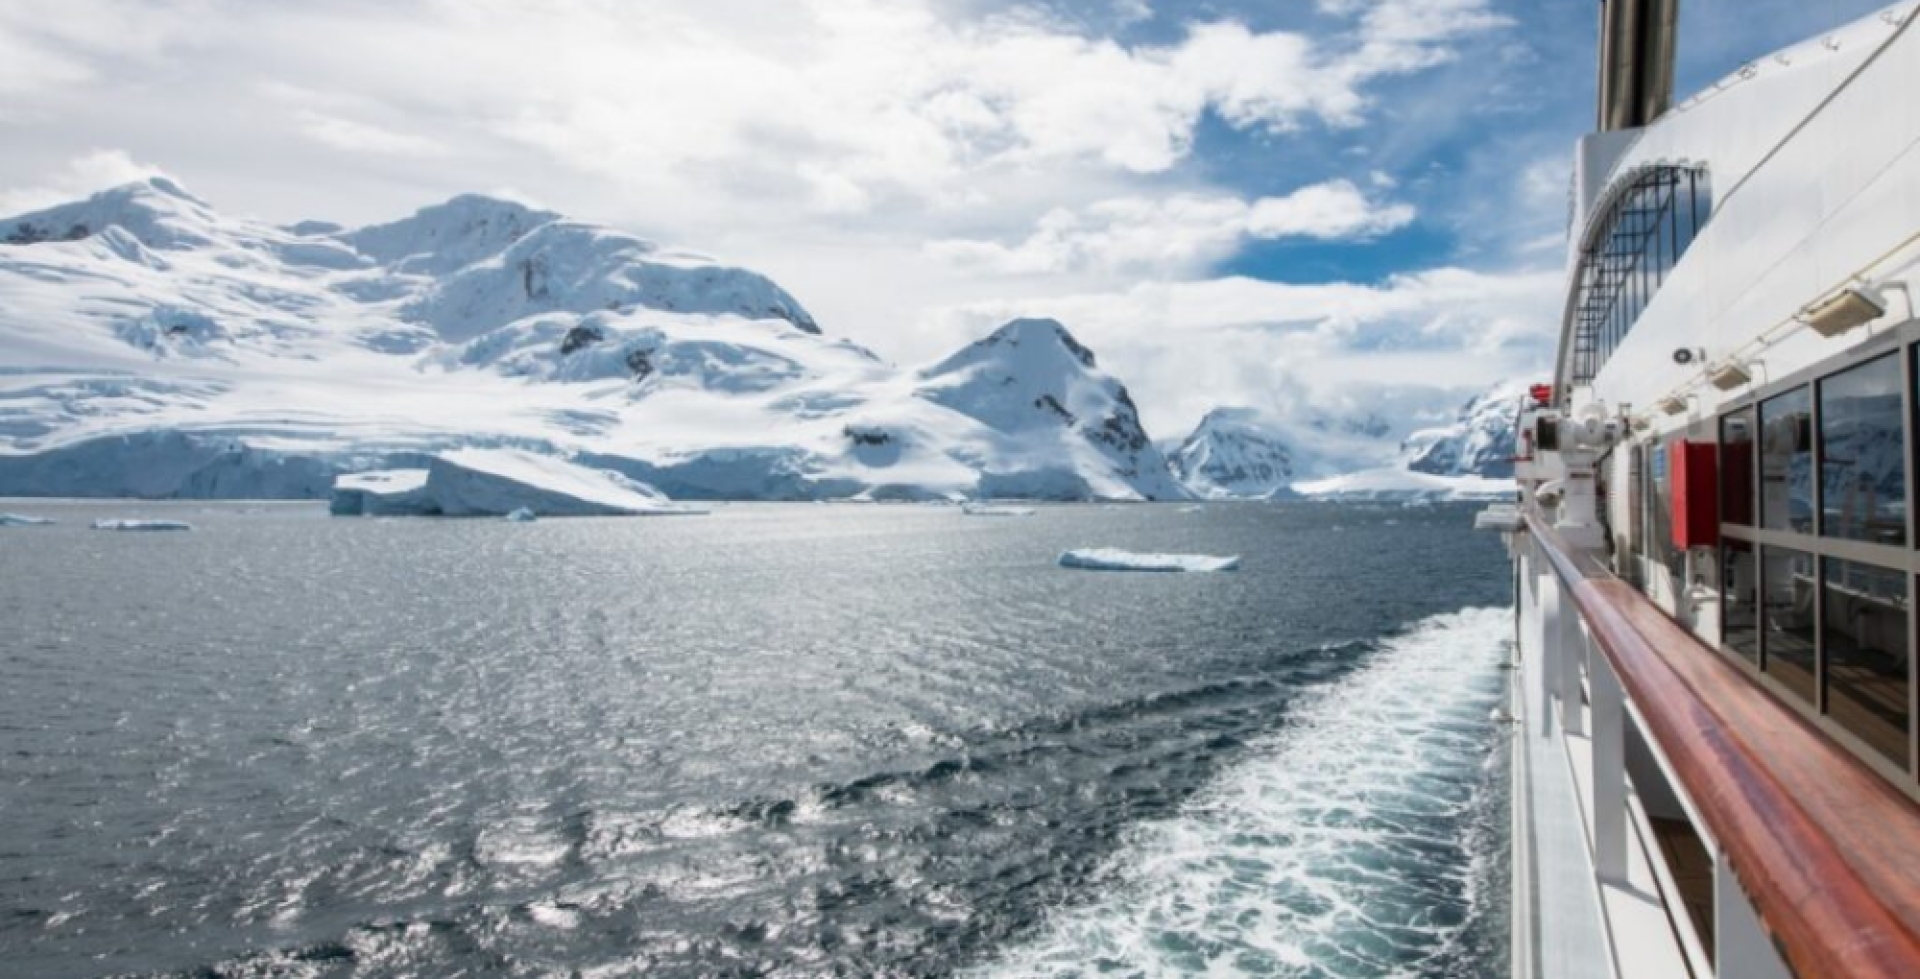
[1723,540,1758,662]
[1821,559,1910,767]
[1762,547,1818,704]
[1721,409,1754,527]
[1820,354,1906,545]
[1760,388,1814,534]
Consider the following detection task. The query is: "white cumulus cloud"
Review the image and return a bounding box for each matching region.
[928,181,1415,275]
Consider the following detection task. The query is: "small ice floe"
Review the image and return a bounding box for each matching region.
[1058,548,1240,573]
[504,507,537,523]
[91,519,193,532]
[1179,505,1206,513]
[961,502,1036,517]
[0,513,55,527]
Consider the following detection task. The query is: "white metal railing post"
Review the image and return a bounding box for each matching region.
[1541,574,1563,736]
[1591,651,1629,881]
[1560,589,1587,736]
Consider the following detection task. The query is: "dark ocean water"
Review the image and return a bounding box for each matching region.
[0,500,1512,978]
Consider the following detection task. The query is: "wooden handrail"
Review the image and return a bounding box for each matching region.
[1524,511,1920,978]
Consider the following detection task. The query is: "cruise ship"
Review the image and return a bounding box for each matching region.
[1485,1,1920,976]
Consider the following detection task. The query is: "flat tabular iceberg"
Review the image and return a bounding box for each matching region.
[1058,549,1240,573]
[331,448,705,518]
[0,513,55,526]
[92,519,193,532]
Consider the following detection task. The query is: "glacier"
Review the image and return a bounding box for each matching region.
[330,449,701,518]
[1058,549,1242,573]
[0,179,1184,503]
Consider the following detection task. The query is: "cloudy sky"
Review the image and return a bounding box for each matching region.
[0,0,1893,437]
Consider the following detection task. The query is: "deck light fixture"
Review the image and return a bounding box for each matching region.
[1801,286,1886,338]
[1707,361,1753,391]
[1656,395,1687,415]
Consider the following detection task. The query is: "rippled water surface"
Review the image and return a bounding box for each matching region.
[0,500,1511,977]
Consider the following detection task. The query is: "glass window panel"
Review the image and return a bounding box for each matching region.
[1761,547,1818,704]
[1821,558,1910,768]
[1722,540,1758,662]
[1820,354,1906,545]
[1720,410,1755,527]
[1760,388,1814,534]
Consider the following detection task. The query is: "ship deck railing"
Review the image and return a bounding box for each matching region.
[1517,509,1920,978]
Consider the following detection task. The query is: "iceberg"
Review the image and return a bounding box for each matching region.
[91,518,193,532]
[504,507,537,523]
[0,513,55,526]
[1057,549,1241,573]
[331,448,705,518]
[329,468,430,515]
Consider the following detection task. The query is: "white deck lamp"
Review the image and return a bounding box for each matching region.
[1801,287,1886,338]
[1707,361,1753,391]
[1656,395,1688,415]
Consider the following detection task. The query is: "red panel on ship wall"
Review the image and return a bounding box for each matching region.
[1671,440,1719,549]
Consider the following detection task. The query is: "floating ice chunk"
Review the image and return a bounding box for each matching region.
[0,513,55,526]
[331,448,706,518]
[1058,548,1239,573]
[91,519,193,532]
[329,468,430,515]
[504,507,537,523]
[961,502,1035,517]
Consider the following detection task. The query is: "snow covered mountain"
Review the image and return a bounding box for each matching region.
[1401,383,1524,480]
[1173,383,1523,500]
[1291,383,1523,500]
[0,179,1180,501]
[1169,409,1298,499]
[1168,404,1404,499]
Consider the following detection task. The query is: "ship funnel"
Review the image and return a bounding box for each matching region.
[1597,0,1679,130]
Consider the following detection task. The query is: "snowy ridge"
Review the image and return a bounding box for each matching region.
[0,180,1183,502]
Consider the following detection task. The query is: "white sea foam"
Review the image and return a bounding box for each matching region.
[972,606,1511,978]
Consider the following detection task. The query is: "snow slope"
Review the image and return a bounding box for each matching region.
[0,180,1183,502]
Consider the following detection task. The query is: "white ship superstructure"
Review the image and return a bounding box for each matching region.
[1492,2,1920,976]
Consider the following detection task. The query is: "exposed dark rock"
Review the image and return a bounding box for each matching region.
[1035,394,1076,424]
[843,426,892,447]
[625,348,654,381]
[560,324,604,355]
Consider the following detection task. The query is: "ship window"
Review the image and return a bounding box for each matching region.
[1720,409,1755,526]
[1760,387,1815,534]
[1569,165,1711,383]
[1819,354,1906,546]
[1723,539,1759,663]
[1821,558,1910,767]
[1761,546,1818,705]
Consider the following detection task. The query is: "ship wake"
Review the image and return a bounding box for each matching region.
[971,606,1513,978]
